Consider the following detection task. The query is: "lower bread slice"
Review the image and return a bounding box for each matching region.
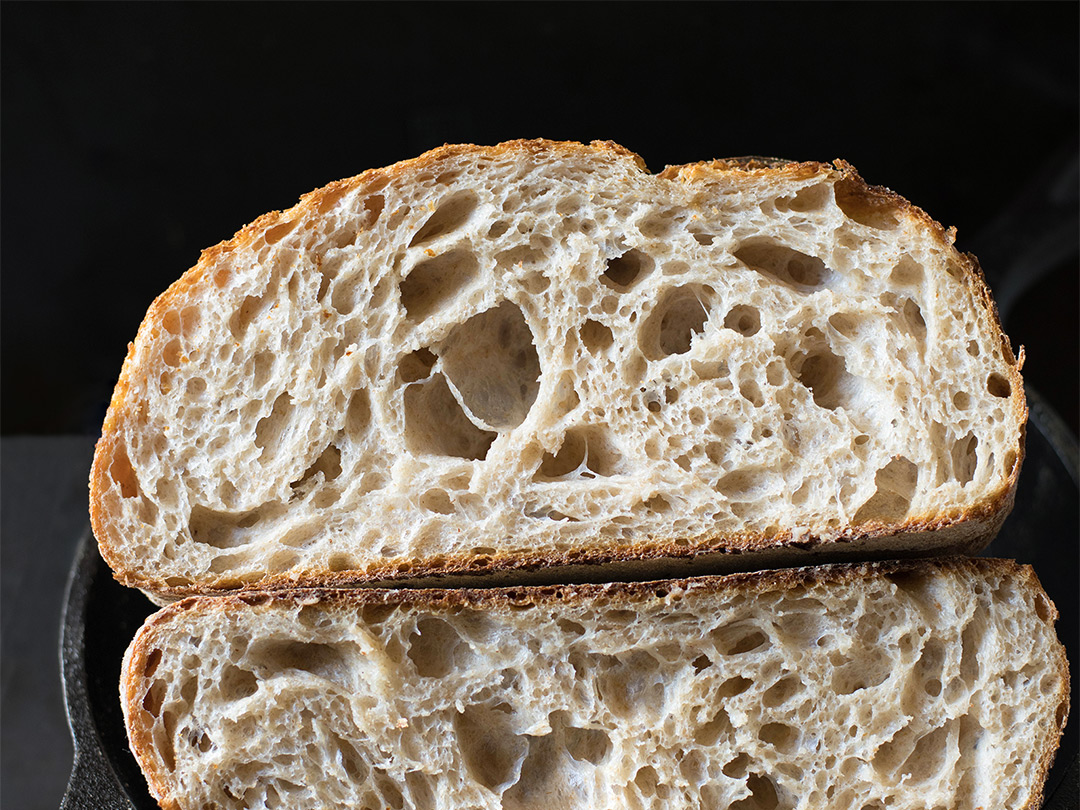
[122,557,1068,810]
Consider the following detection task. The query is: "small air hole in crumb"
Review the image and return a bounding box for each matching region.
[404,373,496,460]
[854,456,918,523]
[398,347,438,383]
[400,249,480,322]
[408,619,465,678]
[360,604,398,626]
[759,722,798,752]
[779,183,830,212]
[557,618,586,636]
[724,305,761,337]
[645,285,712,357]
[740,379,765,407]
[487,221,510,239]
[159,712,177,771]
[718,676,754,697]
[722,753,751,778]
[644,494,672,513]
[834,177,901,229]
[409,191,478,247]
[1032,596,1049,626]
[735,240,829,289]
[143,649,162,678]
[265,218,298,245]
[190,731,213,752]
[737,773,781,809]
[162,310,182,335]
[714,624,770,655]
[109,448,139,498]
[556,196,583,217]
[763,675,803,707]
[890,256,925,286]
[987,373,1011,398]
[967,340,980,357]
[752,362,777,390]
[952,433,979,485]
[580,319,614,352]
[316,184,350,215]
[602,249,653,290]
[828,312,861,338]
[901,298,926,339]
[142,680,166,716]
[794,345,852,411]
[522,271,550,294]
[639,210,679,238]
[162,339,183,368]
[419,488,455,514]
[535,431,588,478]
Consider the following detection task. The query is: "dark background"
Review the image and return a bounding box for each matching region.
[2,3,1077,809]
[2,2,1077,437]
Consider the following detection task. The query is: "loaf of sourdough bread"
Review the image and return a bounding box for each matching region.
[122,557,1068,810]
[91,141,1026,597]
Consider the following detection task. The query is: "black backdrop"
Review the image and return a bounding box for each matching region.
[1,5,1078,808]
[3,2,1077,437]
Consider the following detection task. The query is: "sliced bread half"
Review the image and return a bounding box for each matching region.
[122,557,1068,810]
[91,141,1026,596]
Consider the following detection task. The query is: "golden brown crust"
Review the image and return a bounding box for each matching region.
[135,556,1032,619]
[109,500,1013,599]
[1010,562,1072,810]
[91,139,1027,597]
[121,634,182,810]
[658,157,830,186]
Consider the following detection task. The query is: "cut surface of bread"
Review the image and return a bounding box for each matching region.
[122,558,1068,810]
[91,140,1026,596]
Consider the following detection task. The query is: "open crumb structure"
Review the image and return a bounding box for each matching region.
[122,559,1068,810]
[91,141,1026,596]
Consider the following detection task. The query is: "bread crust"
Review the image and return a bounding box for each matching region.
[122,557,1068,810]
[124,507,1009,601]
[91,140,1027,596]
[128,556,1044,624]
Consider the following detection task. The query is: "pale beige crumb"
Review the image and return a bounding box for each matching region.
[121,558,1068,810]
[90,141,1026,596]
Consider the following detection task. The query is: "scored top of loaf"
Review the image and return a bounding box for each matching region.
[90,140,1026,596]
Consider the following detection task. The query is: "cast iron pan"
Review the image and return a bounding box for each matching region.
[61,388,1079,809]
